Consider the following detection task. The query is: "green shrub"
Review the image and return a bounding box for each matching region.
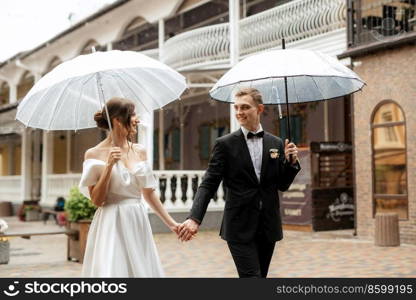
[65,186,97,222]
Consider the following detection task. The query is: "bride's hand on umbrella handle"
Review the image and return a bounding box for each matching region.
[107,147,122,166]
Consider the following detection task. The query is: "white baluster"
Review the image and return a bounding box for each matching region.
[174,174,181,209]
[185,173,193,210]
[164,174,173,210]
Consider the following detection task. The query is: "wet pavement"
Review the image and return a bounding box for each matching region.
[1,217,415,278]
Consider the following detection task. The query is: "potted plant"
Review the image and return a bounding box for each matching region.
[24,205,41,221]
[65,186,97,263]
[0,219,9,264]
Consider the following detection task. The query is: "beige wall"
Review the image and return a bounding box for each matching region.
[71,128,103,173]
[352,44,416,244]
[53,132,68,174]
[14,145,21,175]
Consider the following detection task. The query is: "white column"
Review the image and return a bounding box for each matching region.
[158,19,165,61]
[137,111,154,168]
[229,0,240,66]
[32,74,42,199]
[32,130,41,199]
[158,110,165,170]
[20,128,32,201]
[229,0,240,132]
[41,131,53,203]
[158,18,165,170]
[106,42,113,51]
[9,84,17,103]
[179,102,184,170]
[147,113,154,168]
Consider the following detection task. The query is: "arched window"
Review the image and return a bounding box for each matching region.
[0,82,10,105]
[17,71,34,101]
[371,101,407,219]
[113,17,158,51]
[43,56,62,75]
[79,39,105,55]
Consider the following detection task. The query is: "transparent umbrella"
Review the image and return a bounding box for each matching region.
[16,50,186,131]
[210,40,365,141]
[16,50,186,185]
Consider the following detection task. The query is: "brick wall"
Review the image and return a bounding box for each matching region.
[352,44,416,245]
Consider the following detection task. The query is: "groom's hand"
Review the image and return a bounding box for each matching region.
[178,219,199,242]
[284,139,299,165]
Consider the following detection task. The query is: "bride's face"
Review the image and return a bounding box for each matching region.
[114,113,139,137]
[129,114,139,135]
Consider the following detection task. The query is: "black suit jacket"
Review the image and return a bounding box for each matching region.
[189,128,300,243]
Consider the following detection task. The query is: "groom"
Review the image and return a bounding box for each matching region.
[178,88,301,278]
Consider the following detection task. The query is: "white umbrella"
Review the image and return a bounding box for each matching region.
[16,50,186,131]
[209,41,365,141]
[210,49,364,104]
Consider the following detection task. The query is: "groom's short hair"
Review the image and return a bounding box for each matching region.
[235,88,263,106]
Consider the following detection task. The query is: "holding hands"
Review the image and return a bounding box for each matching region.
[175,219,199,242]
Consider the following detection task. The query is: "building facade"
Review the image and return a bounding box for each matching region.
[340,0,416,244]
[0,0,372,235]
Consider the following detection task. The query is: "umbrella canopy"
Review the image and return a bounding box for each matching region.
[210,49,365,104]
[16,50,186,130]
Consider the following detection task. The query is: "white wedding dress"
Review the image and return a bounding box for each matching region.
[79,157,165,277]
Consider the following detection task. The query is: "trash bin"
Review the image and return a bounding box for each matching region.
[375,213,400,247]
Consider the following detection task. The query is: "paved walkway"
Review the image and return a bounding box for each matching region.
[1,217,415,278]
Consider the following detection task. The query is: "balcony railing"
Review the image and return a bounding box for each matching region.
[0,176,21,202]
[43,170,224,212]
[347,0,416,48]
[45,174,81,206]
[162,23,230,70]
[162,0,346,70]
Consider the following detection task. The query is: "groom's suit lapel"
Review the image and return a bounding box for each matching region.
[233,129,258,184]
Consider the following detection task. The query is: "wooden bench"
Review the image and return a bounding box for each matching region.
[0,229,78,240]
[0,229,79,261]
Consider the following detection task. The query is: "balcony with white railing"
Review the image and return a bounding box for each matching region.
[43,170,223,212]
[161,23,230,71]
[0,176,21,202]
[162,0,346,70]
[45,174,81,206]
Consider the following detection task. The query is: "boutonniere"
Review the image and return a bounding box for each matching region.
[269,148,279,159]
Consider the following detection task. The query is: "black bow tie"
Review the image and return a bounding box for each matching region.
[247,131,264,139]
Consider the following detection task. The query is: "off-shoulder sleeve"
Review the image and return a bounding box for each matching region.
[79,160,104,198]
[134,161,158,189]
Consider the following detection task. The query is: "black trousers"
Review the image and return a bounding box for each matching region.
[227,225,276,278]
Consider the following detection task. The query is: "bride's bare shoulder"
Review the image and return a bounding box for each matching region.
[84,145,108,161]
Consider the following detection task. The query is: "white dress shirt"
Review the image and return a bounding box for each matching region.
[241,124,263,182]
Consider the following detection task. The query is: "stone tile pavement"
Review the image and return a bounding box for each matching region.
[1,217,415,278]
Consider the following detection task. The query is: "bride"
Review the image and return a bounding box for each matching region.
[79,97,179,277]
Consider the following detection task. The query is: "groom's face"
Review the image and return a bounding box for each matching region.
[234,95,264,130]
